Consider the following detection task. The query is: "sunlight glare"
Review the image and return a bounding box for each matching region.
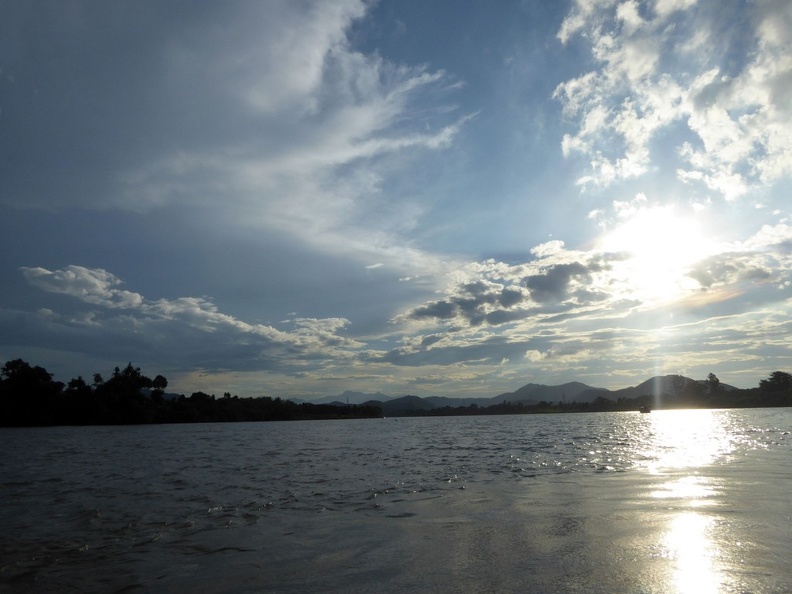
[642,410,734,471]
[599,206,718,303]
[640,411,734,593]
[664,512,721,594]
[650,475,718,506]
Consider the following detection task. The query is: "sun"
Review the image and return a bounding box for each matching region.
[598,206,717,304]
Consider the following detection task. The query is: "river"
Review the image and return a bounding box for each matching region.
[1,408,790,593]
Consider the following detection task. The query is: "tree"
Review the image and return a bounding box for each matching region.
[152,375,168,391]
[66,376,91,396]
[190,391,213,402]
[0,359,64,426]
[2,358,55,385]
[91,363,159,423]
[707,373,720,394]
[100,363,154,398]
[151,374,168,402]
[759,371,792,392]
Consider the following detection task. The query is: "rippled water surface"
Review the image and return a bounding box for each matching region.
[2,409,791,593]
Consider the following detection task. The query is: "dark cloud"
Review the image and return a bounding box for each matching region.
[406,276,533,326]
[498,286,526,308]
[522,262,592,302]
[411,300,457,320]
[484,308,533,326]
[406,258,611,328]
[688,253,772,288]
[420,334,443,347]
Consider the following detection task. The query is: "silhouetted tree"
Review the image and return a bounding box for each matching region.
[707,373,720,394]
[66,376,90,395]
[0,358,385,425]
[93,363,158,423]
[151,374,168,402]
[759,371,792,392]
[0,359,64,425]
[1,359,56,386]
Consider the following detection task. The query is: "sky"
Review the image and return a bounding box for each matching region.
[1,0,791,399]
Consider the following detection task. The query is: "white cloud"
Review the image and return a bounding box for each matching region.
[6,1,470,278]
[558,0,614,45]
[740,223,792,253]
[524,349,547,362]
[22,266,144,309]
[616,1,646,34]
[371,222,792,388]
[653,0,698,18]
[530,240,566,258]
[555,0,792,197]
[138,49,469,276]
[18,266,365,373]
[140,5,473,270]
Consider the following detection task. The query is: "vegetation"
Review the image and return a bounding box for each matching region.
[0,360,380,426]
[0,359,790,427]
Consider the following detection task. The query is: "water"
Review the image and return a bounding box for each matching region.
[1,409,791,593]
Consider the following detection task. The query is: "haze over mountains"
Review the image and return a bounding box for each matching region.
[310,375,735,412]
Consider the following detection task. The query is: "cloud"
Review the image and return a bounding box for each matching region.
[687,223,792,290]
[373,213,792,378]
[523,262,594,303]
[124,32,469,271]
[14,266,364,374]
[554,0,792,197]
[405,277,530,328]
[3,2,791,398]
[1,1,470,275]
[8,221,792,394]
[22,266,144,309]
[530,240,566,258]
[399,247,617,333]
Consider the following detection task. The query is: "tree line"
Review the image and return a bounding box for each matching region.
[0,359,381,427]
[0,359,790,427]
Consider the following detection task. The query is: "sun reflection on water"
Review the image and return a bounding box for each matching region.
[640,410,735,593]
[664,512,719,594]
[650,475,718,507]
[641,409,735,472]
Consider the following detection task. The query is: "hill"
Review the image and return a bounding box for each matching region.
[362,395,438,416]
[606,374,735,400]
[315,390,392,405]
[314,374,741,415]
[492,381,609,405]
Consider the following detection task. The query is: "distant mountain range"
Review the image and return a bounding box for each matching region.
[305,375,736,414]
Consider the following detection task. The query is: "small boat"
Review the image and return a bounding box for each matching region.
[639,405,651,413]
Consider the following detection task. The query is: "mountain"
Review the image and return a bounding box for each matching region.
[363,395,437,415]
[607,375,701,400]
[314,374,736,412]
[361,383,613,415]
[315,390,392,405]
[491,381,609,405]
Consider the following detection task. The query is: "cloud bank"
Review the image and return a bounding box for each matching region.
[16,265,363,378]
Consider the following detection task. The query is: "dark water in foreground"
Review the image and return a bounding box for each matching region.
[1,409,791,593]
